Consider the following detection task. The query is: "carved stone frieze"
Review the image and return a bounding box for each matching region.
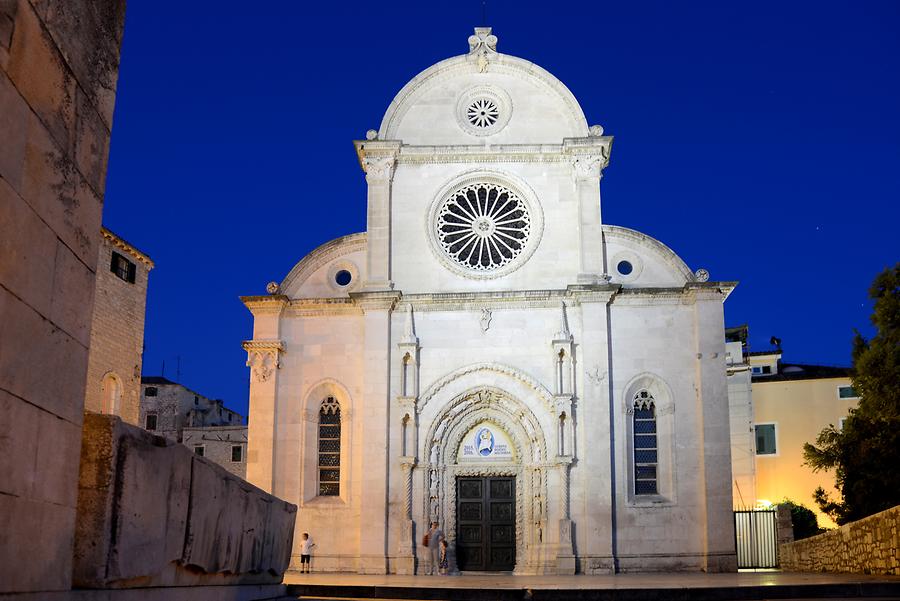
[418,362,555,413]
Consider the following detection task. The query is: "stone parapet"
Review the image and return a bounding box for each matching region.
[74,414,297,588]
[780,504,900,575]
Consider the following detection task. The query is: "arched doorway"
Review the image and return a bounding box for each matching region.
[421,387,550,573]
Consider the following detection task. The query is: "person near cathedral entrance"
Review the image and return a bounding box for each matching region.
[423,521,445,575]
[299,532,315,573]
[439,538,449,575]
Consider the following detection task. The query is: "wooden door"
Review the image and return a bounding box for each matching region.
[456,476,515,571]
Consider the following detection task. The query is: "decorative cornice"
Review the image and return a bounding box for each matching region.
[286,298,362,317]
[397,144,572,165]
[349,290,402,311]
[241,339,285,353]
[400,289,571,312]
[240,295,289,316]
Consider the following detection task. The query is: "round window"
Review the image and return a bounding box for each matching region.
[436,182,531,272]
[467,98,500,128]
[456,86,512,136]
[334,270,352,286]
[617,260,633,276]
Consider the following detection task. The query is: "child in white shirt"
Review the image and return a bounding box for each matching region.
[300,532,315,573]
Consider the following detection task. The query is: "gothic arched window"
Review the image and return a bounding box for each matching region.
[633,390,657,495]
[318,396,341,496]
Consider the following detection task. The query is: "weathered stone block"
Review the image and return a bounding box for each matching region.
[0,493,76,593]
[106,424,192,582]
[50,238,96,346]
[21,107,102,268]
[0,388,41,498]
[73,85,110,196]
[0,177,57,318]
[0,70,28,191]
[31,0,125,130]
[6,0,75,151]
[0,286,88,425]
[74,414,297,589]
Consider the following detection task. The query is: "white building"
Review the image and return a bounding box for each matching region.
[242,28,736,574]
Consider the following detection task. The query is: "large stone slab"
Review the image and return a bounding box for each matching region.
[74,414,297,589]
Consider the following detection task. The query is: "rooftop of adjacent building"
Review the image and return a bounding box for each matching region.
[725,326,852,383]
[102,225,154,268]
[140,375,245,421]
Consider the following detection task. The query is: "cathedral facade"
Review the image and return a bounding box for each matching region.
[242,28,736,574]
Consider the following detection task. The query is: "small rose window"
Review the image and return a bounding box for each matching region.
[467,98,500,128]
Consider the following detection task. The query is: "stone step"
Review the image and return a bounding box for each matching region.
[287,582,900,601]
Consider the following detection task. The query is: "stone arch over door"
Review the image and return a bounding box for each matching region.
[421,387,552,574]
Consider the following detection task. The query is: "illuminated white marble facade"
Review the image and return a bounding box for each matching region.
[242,28,737,574]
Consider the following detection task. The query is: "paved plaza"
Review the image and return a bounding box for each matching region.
[285,571,900,600]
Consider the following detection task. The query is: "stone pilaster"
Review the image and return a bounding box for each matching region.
[352,290,401,574]
[241,296,288,494]
[354,140,401,291]
[569,286,617,573]
[689,285,739,572]
[564,136,613,285]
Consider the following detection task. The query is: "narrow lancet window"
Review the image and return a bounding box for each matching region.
[318,396,341,496]
[633,390,658,495]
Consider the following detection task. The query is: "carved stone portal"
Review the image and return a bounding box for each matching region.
[419,387,555,574]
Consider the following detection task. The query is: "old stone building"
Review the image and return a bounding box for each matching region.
[83,227,153,425]
[139,376,244,442]
[243,28,736,574]
[183,424,248,478]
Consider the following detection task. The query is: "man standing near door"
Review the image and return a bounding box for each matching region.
[424,521,445,575]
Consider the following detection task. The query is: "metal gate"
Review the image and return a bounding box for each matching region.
[734,510,778,568]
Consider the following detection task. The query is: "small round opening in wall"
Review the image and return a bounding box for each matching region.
[617,260,634,276]
[334,270,352,287]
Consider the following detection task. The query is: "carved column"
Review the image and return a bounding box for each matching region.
[564,136,612,285]
[556,456,576,574]
[354,140,401,291]
[240,295,288,494]
[398,456,417,573]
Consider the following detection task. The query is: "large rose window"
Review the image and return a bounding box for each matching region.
[436,183,531,271]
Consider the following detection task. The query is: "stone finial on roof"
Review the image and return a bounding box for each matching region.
[555,301,573,342]
[468,27,498,72]
[468,27,498,54]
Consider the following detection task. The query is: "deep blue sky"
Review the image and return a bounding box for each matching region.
[104,1,900,416]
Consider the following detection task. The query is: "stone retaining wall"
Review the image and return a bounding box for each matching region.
[74,414,297,588]
[780,504,900,575]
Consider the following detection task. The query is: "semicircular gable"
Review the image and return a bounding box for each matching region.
[602,225,697,287]
[378,51,589,144]
[280,233,367,298]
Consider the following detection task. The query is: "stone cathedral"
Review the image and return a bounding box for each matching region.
[241,28,737,574]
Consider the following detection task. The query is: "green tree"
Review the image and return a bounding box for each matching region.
[779,499,825,540]
[803,264,900,525]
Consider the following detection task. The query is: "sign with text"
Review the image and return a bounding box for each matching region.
[458,423,514,460]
